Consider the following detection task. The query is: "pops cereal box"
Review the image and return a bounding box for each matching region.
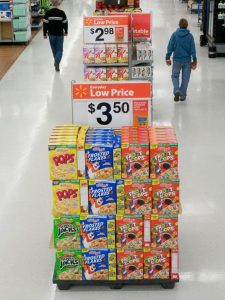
[95,67,107,81]
[80,215,115,249]
[106,44,117,64]
[152,179,179,215]
[84,67,96,81]
[116,216,143,249]
[82,249,116,280]
[52,180,80,216]
[54,216,80,249]
[56,249,82,280]
[117,44,128,63]
[124,180,152,215]
[118,67,129,81]
[144,248,170,279]
[106,67,118,81]
[94,44,106,64]
[117,249,143,280]
[150,215,178,249]
[88,180,117,215]
[83,44,95,64]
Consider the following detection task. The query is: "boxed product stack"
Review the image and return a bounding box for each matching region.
[95,0,141,15]
[49,125,180,284]
[83,44,129,81]
[132,42,153,80]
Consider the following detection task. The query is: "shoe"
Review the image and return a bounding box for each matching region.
[180,97,186,101]
[55,62,60,72]
[174,92,180,102]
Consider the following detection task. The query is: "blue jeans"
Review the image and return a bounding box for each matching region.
[49,35,64,65]
[172,61,191,99]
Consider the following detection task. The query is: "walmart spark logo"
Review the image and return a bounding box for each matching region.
[74,85,88,98]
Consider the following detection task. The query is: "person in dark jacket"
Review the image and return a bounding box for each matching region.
[166,18,197,102]
[43,0,68,71]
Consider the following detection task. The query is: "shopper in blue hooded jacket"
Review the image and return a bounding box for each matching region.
[166,18,197,102]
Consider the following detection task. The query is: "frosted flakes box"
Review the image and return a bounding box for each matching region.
[117,44,128,63]
[52,180,80,216]
[118,67,129,81]
[94,44,106,64]
[106,44,117,64]
[88,180,117,215]
[152,179,179,215]
[144,248,170,279]
[83,44,95,64]
[116,216,143,249]
[56,249,82,280]
[106,67,118,81]
[117,249,143,280]
[150,215,178,249]
[54,216,80,249]
[48,143,77,180]
[95,67,107,81]
[85,143,114,180]
[124,180,152,215]
[84,67,96,81]
[80,215,115,249]
[82,249,116,280]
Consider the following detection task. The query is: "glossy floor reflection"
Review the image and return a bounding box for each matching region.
[0,0,225,299]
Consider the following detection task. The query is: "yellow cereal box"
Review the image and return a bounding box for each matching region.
[52,180,80,216]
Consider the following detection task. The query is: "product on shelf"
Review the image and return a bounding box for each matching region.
[117,44,129,63]
[84,67,96,81]
[124,180,152,214]
[56,249,82,280]
[52,180,80,216]
[143,248,170,279]
[54,216,80,249]
[94,44,106,64]
[149,127,178,180]
[132,66,153,79]
[121,126,149,179]
[136,42,152,61]
[95,67,107,81]
[88,180,117,214]
[118,67,129,80]
[82,249,116,280]
[117,249,143,280]
[80,215,115,248]
[83,44,95,64]
[106,43,118,63]
[152,179,179,215]
[116,215,143,249]
[106,67,118,80]
[148,214,178,249]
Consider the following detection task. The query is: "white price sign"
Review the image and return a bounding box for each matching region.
[83,16,129,44]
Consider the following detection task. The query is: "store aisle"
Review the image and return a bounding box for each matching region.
[0,0,225,300]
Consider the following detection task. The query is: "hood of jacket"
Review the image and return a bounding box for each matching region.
[175,28,190,38]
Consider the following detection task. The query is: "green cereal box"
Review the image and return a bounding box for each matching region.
[56,249,82,280]
[54,216,80,249]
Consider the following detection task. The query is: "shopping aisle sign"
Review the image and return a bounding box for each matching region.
[83,16,129,44]
[72,81,152,127]
[132,13,151,39]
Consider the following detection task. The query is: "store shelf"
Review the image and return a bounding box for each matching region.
[84,63,129,67]
[132,59,153,66]
[0,19,12,22]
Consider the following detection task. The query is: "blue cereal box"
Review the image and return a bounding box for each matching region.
[82,249,116,280]
[80,215,115,248]
[88,180,117,214]
[85,143,114,180]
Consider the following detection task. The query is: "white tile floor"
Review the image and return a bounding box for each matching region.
[0,0,225,299]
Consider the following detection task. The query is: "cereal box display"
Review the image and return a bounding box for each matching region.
[113,129,122,179]
[84,67,95,81]
[144,248,170,279]
[124,180,152,215]
[117,249,143,280]
[122,126,149,179]
[152,179,179,215]
[82,249,116,280]
[106,44,117,64]
[150,215,178,249]
[116,216,143,249]
[117,44,128,63]
[80,215,115,249]
[95,67,107,81]
[94,44,106,64]
[149,127,178,180]
[52,180,80,216]
[56,249,82,280]
[88,180,117,215]
[83,44,95,64]
[118,67,129,81]
[106,67,118,81]
[54,216,80,249]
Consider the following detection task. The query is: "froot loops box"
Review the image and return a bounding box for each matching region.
[144,248,170,279]
[117,249,143,280]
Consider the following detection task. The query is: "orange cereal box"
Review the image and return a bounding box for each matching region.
[117,249,143,280]
[144,248,170,279]
[106,44,117,64]
[106,67,118,81]
[117,44,128,63]
[118,67,129,81]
